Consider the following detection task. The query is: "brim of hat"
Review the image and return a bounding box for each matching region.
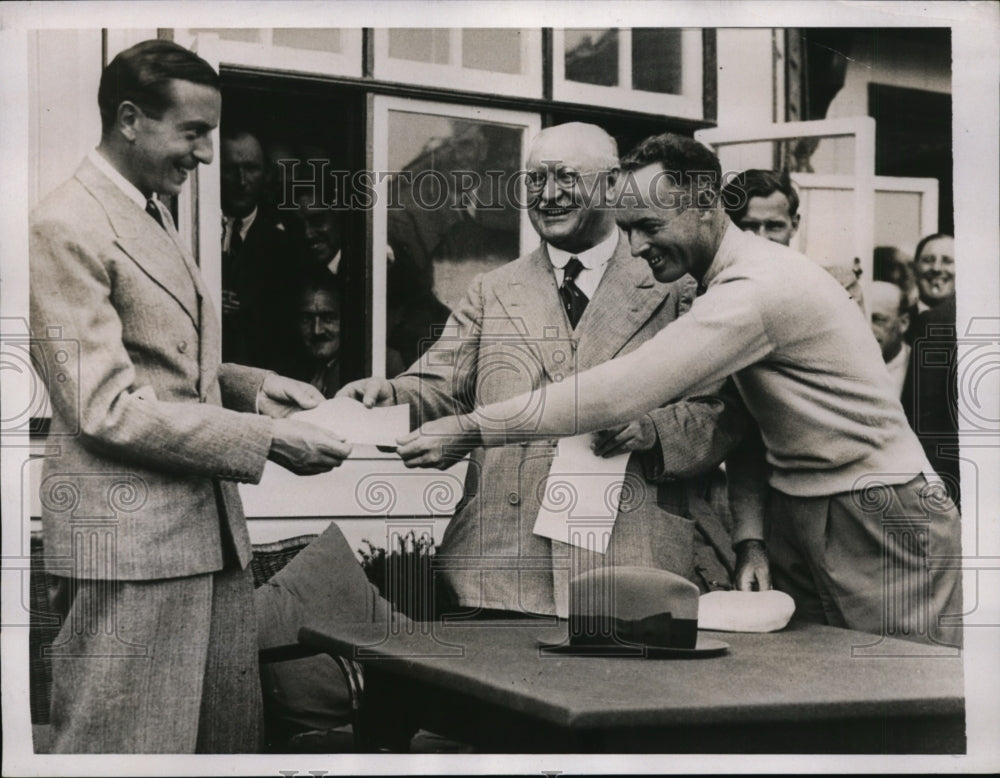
[537,635,729,658]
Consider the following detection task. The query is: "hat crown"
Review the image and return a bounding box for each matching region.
[567,566,700,651]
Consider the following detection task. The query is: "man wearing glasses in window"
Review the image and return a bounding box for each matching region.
[340,122,747,618]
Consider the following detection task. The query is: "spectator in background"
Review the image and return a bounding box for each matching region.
[279,268,344,397]
[292,188,345,279]
[869,281,912,396]
[722,168,863,312]
[277,268,404,397]
[721,168,800,247]
[874,245,920,344]
[913,233,955,313]
[220,129,296,368]
[902,232,959,507]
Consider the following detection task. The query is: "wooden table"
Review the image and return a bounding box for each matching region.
[298,617,965,753]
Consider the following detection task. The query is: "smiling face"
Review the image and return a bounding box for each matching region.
[737,191,800,246]
[294,195,342,267]
[915,235,955,306]
[616,163,723,283]
[525,124,619,253]
[122,79,220,198]
[296,288,341,363]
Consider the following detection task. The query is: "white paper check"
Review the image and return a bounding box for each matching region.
[532,434,630,554]
[293,397,410,448]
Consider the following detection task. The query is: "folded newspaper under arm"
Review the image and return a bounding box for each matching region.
[293,397,411,450]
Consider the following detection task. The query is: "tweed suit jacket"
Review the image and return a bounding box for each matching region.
[392,233,745,616]
[30,158,275,581]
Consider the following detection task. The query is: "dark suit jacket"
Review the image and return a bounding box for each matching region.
[901,296,960,506]
[30,158,275,580]
[222,208,298,369]
[391,233,747,616]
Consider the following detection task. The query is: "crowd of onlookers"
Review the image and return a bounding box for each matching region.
[219,129,450,393]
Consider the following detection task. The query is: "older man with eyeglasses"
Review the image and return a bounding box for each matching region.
[340,122,748,618]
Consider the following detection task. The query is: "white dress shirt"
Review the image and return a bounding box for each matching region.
[546,227,619,299]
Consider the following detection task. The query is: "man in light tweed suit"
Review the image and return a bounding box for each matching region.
[30,40,350,753]
[340,123,747,618]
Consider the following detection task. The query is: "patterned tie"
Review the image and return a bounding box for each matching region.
[559,257,588,329]
[145,199,165,231]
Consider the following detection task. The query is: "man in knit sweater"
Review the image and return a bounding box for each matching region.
[400,133,963,647]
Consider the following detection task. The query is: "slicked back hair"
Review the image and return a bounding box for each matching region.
[620,132,722,206]
[720,169,800,224]
[913,232,954,263]
[98,39,220,136]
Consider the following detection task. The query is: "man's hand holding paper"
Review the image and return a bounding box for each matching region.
[294,396,411,450]
[533,433,631,554]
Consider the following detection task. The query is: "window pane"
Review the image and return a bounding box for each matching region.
[385,111,525,368]
[462,28,522,74]
[188,28,263,44]
[716,136,856,178]
[564,29,618,87]
[388,28,450,65]
[632,28,683,94]
[272,28,343,53]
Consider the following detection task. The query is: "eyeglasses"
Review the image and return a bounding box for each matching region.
[524,166,606,194]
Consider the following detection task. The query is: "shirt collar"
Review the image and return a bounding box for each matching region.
[88,149,148,211]
[226,207,258,239]
[547,228,619,270]
[700,221,746,290]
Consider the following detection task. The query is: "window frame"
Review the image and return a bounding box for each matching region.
[372,28,543,99]
[175,28,363,78]
[552,28,704,120]
[369,95,542,375]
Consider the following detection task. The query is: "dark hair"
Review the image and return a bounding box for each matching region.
[620,133,722,206]
[720,169,799,223]
[913,232,954,263]
[293,266,341,303]
[98,39,220,135]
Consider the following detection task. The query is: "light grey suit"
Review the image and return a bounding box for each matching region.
[30,157,274,752]
[392,234,745,616]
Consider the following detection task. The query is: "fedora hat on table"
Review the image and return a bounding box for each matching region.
[540,566,729,658]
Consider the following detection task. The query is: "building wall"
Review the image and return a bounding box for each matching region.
[826,30,951,119]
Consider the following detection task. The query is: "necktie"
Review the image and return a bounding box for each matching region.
[145,199,165,231]
[229,218,244,257]
[559,257,588,329]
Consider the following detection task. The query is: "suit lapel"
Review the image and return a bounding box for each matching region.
[76,159,201,329]
[574,232,670,369]
[493,245,575,382]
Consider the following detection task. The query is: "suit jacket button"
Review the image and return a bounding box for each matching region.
[177,341,188,353]
[507,492,520,505]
